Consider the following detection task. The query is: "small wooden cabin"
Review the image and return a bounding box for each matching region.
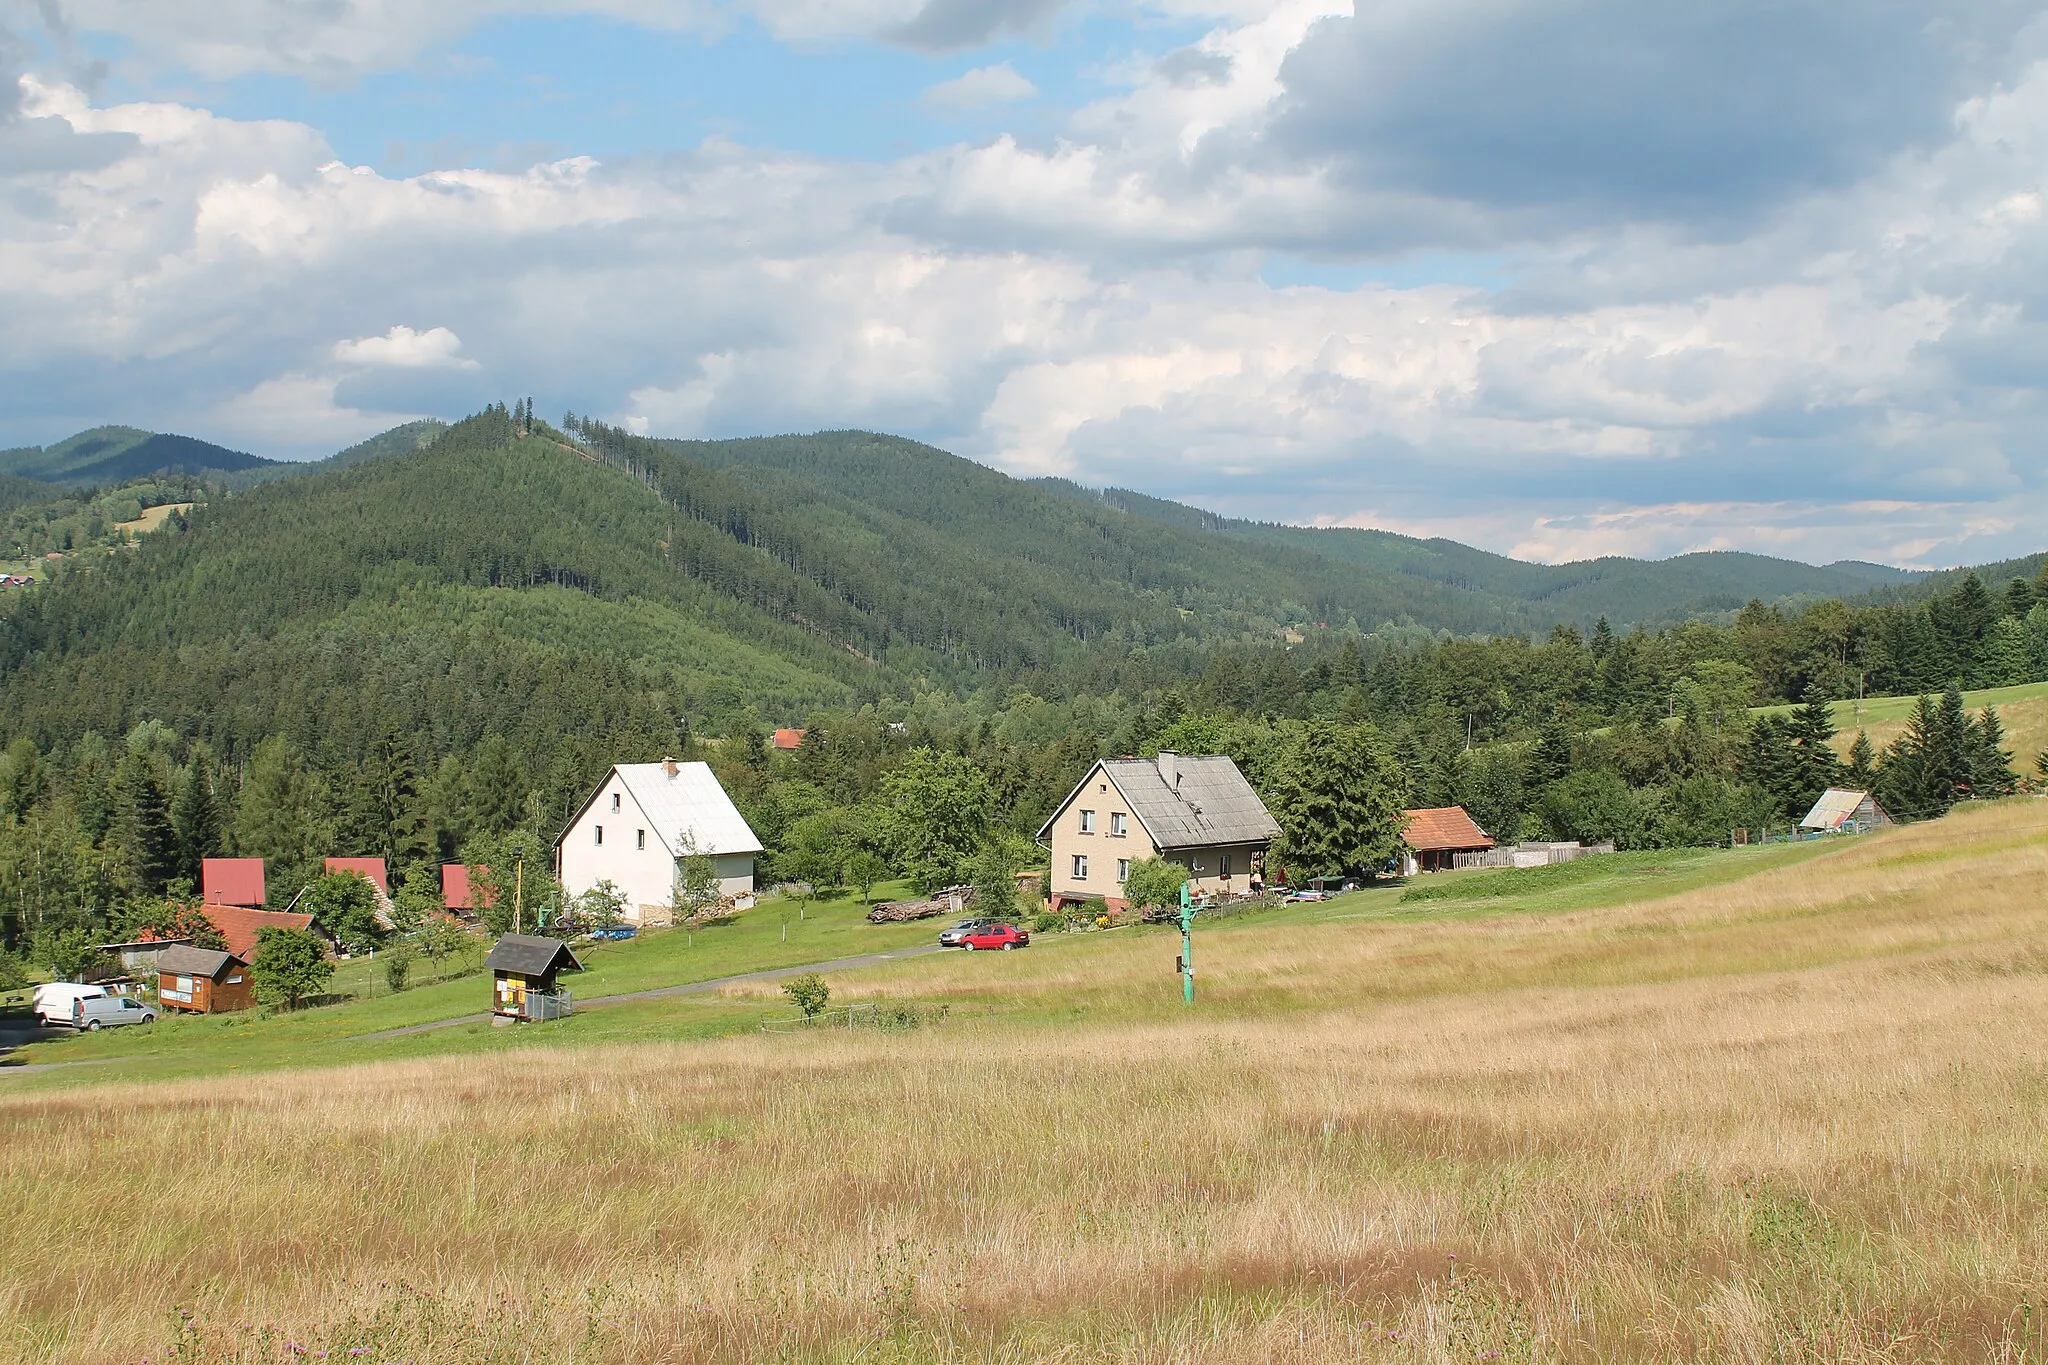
[1402,806,1496,873]
[486,934,582,1021]
[156,945,256,1014]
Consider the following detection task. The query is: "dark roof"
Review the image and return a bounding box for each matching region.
[1040,754,1279,850]
[156,945,244,978]
[1403,807,1495,852]
[485,934,582,977]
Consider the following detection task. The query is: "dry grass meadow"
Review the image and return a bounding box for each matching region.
[6,801,2048,1363]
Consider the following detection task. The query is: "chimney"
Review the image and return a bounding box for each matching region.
[662,756,678,777]
[1157,750,1180,791]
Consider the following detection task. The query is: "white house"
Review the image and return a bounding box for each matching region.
[557,759,763,924]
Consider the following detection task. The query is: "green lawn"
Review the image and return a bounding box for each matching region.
[2,882,938,1083]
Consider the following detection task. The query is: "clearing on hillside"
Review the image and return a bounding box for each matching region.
[4,802,2047,1363]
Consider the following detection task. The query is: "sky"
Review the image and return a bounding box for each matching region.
[3,1,2048,568]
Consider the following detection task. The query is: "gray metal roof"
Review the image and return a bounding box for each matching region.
[1046,754,1279,851]
[155,945,241,978]
[485,934,582,977]
[612,762,764,858]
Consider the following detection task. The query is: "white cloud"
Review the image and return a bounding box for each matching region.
[332,324,478,369]
[921,62,1037,113]
[8,4,2048,565]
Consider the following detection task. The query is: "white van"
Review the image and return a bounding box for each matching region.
[32,983,107,1027]
[73,995,156,1030]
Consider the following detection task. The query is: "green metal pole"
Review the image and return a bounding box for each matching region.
[1179,880,1194,1005]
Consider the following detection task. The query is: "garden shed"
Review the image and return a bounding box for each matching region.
[156,945,255,1014]
[485,934,582,1021]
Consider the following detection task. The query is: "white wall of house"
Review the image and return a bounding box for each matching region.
[1045,765,1155,906]
[558,772,757,922]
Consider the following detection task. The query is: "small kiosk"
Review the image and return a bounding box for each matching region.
[486,934,582,1022]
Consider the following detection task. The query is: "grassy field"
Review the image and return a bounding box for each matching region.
[1758,680,2048,770]
[5,804,2048,1362]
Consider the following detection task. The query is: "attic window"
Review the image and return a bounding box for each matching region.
[595,826,603,846]
[612,793,621,813]
[637,829,646,850]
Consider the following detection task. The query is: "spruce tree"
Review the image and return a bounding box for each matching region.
[1846,729,1878,791]
[116,753,179,896]
[1966,707,2021,797]
[169,757,223,886]
[2005,576,2035,619]
[1932,682,1973,799]
[1875,695,1946,819]
[1785,684,1845,808]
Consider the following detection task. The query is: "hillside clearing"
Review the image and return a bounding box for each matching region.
[5,801,2047,1362]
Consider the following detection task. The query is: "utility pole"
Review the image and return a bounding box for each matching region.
[1177,880,1195,1006]
[514,857,524,935]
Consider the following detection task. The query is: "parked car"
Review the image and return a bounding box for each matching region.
[72,995,156,1030]
[939,918,998,947]
[32,982,107,1027]
[960,923,1030,951]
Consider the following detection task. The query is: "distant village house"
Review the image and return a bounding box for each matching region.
[1401,806,1496,874]
[557,759,764,924]
[1038,752,1280,910]
[1801,788,1894,834]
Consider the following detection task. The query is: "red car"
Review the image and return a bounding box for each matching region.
[959,923,1030,951]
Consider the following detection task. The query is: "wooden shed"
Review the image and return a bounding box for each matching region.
[156,945,256,1014]
[485,934,582,1021]
[1402,806,1497,874]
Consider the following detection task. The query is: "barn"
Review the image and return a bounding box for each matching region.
[1800,788,1895,834]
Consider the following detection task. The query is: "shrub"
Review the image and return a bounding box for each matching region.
[1034,911,1060,933]
[382,941,416,993]
[782,972,830,1019]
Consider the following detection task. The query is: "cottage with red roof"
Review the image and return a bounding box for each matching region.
[1402,806,1495,874]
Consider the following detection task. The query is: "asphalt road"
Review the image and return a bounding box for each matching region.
[351,942,949,1040]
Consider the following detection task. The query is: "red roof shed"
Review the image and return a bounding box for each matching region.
[772,728,806,751]
[324,857,389,893]
[202,857,266,908]
[1403,806,1496,873]
[443,863,495,911]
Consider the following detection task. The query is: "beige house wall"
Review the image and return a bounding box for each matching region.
[1046,767,1155,907]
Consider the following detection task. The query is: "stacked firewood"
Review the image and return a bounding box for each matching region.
[866,885,976,923]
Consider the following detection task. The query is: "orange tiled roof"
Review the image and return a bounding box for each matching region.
[196,904,318,961]
[1402,806,1495,852]
[772,728,807,750]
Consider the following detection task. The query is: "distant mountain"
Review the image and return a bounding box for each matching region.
[1032,479,1931,628]
[0,427,279,486]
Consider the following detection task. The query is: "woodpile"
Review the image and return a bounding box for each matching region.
[867,885,975,923]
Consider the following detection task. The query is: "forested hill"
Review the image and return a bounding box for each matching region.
[1031,478,1922,627]
[0,427,277,486]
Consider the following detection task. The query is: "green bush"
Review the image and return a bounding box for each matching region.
[1033,911,1060,933]
[782,972,830,1019]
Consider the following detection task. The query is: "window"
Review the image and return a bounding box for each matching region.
[1079,809,1096,833]
[595,825,604,845]
[1117,858,1131,882]
[1221,853,1233,877]
[611,793,621,813]
[637,829,646,850]
[1109,812,1126,837]
[1072,854,1089,879]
